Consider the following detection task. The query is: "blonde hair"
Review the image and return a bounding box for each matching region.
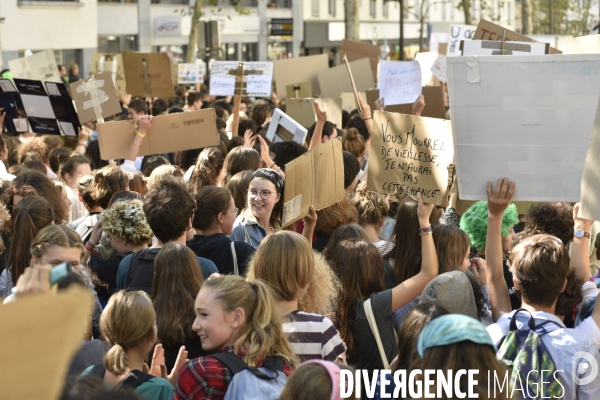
[101,290,156,375]
[342,128,365,159]
[246,231,314,302]
[147,164,184,191]
[298,251,341,315]
[203,276,298,368]
[101,200,153,246]
[352,182,389,226]
[31,225,84,261]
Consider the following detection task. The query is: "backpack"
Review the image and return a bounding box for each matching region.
[88,364,154,391]
[211,353,287,400]
[496,309,564,399]
[125,249,158,295]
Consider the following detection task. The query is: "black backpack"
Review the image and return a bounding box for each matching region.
[89,364,154,391]
[125,249,158,295]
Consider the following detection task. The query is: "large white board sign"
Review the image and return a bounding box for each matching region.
[447,54,600,201]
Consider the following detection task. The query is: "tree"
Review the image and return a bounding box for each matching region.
[461,0,472,25]
[344,0,360,42]
[522,0,534,34]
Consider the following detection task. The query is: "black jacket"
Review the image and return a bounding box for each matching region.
[187,234,254,275]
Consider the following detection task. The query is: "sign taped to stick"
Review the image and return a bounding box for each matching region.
[71,72,122,124]
[367,110,454,206]
[209,61,273,97]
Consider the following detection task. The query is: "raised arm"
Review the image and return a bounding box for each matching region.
[391,192,439,311]
[125,115,154,163]
[571,203,594,282]
[357,93,373,138]
[309,101,327,150]
[257,135,285,179]
[486,178,515,321]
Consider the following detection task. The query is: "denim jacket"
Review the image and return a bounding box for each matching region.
[229,209,280,249]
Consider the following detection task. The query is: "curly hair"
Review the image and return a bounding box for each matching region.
[555,268,584,316]
[352,182,389,226]
[297,251,341,315]
[459,201,519,251]
[520,202,574,246]
[191,147,224,193]
[101,200,153,246]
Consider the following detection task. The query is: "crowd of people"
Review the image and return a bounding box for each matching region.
[1,76,600,400]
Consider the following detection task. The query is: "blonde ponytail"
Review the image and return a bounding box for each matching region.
[103,343,129,376]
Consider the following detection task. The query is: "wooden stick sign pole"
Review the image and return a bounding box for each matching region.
[142,58,153,110]
[342,55,362,114]
[228,63,263,137]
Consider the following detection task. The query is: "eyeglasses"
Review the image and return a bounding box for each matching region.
[231,207,239,215]
[248,189,274,200]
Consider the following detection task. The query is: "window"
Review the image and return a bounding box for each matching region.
[311,0,320,17]
[370,0,376,18]
[329,0,336,16]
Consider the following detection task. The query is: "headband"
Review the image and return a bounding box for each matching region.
[303,360,341,400]
[251,168,284,196]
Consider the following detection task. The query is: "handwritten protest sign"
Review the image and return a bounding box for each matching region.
[472,19,562,54]
[448,25,476,56]
[367,110,454,205]
[178,63,206,84]
[377,61,422,106]
[209,61,273,97]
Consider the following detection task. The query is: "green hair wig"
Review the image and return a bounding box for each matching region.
[459,201,519,251]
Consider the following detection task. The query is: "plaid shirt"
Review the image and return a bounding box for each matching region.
[174,346,293,400]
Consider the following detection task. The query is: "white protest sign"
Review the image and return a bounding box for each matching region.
[448,54,600,201]
[178,62,206,84]
[9,50,61,82]
[415,53,438,86]
[209,61,273,97]
[431,55,447,83]
[447,25,476,56]
[377,61,422,106]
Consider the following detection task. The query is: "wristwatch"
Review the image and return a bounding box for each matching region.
[574,229,591,239]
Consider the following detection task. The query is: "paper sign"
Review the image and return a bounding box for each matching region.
[71,72,122,124]
[285,82,312,99]
[273,54,329,100]
[286,98,343,129]
[448,25,476,56]
[282,138,345,227]
[472,19,562,54]
[209,61,273,97]
[461,40,550,56]
[429,33,449,54]
[431,55,447,83]
[91,53,127,94]
[415,52,439,86]
[367,111,453,205]
[121,51,175,98]
[266,108,308,144]
[318,58,375,99]
[0,287,92,400]
[97,109,219,160]
[9,50,61,82]
[178,63,206,84]
[378,61,422,106]
[562,35,600,54]
[447,54,600,201]
[365,87,446,120]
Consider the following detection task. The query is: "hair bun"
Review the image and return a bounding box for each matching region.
[345,128,358,141]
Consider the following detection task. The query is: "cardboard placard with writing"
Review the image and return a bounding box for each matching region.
[367,111,454,205]
[285,82,312,99]
[339,39,380,81]
[472,19,562,54]
[266,108,308,144]
[579,98,600,220]
[91,53,127,94]
[286,98,343,129]
[318,58,375,99]
[121,52,175,98]
[378,61,422,106]
[0,287,92,400]
[448,25,477,56]
[273,54,329,100]
[562,35,600,54]
[97,109,219,160]
[70,72,122,124]
[447,54,600,201]
[365,87,446,119]
[9,50,61,83]
[341,91,366,112]
[209,61,273,97]
[282,138,345,227]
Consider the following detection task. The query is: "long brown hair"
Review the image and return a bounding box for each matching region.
[193,186,231,231]
[227,170,253,212]
[151,243,204,345]
[220,147,260,187]
[332,239,385,355]
[191,147,224,193]
[392,195,441,283]
[89,166,129,209]
[315,197,358,235]
[433,224,470,273]
[7,196,54,284]
[322,223,369,273]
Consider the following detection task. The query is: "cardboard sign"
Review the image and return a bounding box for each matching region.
[285,82,312,99]
[178,63,206,84]
[448,25,476,56]
[431,55,447,83]
[70,72,122,124]
[447,54,600,201]
[0,287,92,400]
[121,52,175,98]
[378,61,422,106]
[209,61,273,97]
[97,109,219,160]
[282,138,345,227]
[318,58,375,99]
[0,79,28,133]
[339,39,380,81]
[273,54,329,100]
[461,40,550,56]
[8,50,61,83]
[367,110,454,205]
[341,92,365,112]
[579,99,600,220]
[562,35,600,54]
[365,87,446,120]
[266,108,308,144]
[472,19,562,54]
[286,98,343,129]
[91,53,127,94]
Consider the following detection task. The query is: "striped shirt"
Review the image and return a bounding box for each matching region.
[283,310,346,362]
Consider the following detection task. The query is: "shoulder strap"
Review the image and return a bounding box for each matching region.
[113,370,154,391]
[211,353,283,380]
[509,309,563,335]
[230,241,239,276]
[364,298,390,369]
[89,364,106,378]
[211,352,249,375]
